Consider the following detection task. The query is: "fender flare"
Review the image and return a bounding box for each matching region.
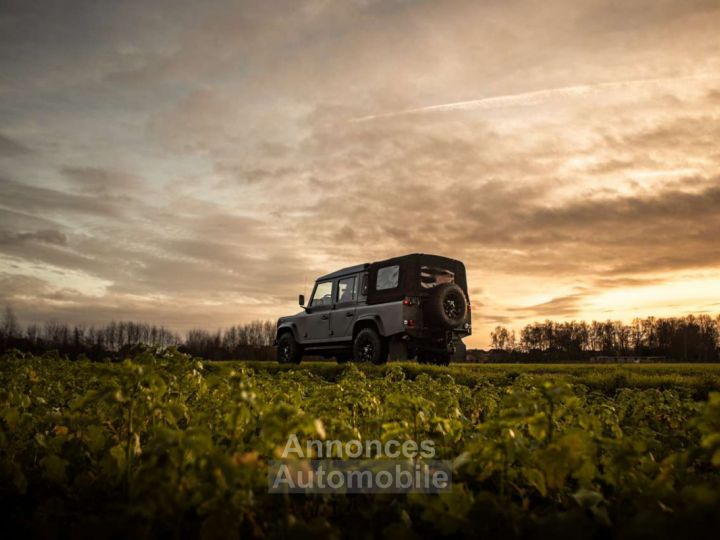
[352,315,387,337]
[276,323,299,342]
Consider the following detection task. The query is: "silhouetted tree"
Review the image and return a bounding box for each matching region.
[1,306,19,339]
[487,314,720,362]
[490,326,510,350]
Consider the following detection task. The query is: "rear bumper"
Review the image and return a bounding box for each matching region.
[402,328,469,354]
[405,325,471,340]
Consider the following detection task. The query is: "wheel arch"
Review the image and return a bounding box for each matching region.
[276,324,298,342]
[352,316,385,339]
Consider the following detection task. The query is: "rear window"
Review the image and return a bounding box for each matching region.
[420,266,455,289]
[376,265,399,290]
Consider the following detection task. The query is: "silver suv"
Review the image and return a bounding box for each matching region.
[275,254,471,365]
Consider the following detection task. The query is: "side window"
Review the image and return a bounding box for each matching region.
[376,265,399,290]
[336,276,357,303]
[360,273,368,297]
[310,281,333,307]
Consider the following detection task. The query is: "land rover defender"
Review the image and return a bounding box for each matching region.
[275,254,471,365]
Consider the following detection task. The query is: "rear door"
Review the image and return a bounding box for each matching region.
[329,274,358,341]
[305,280,333,341]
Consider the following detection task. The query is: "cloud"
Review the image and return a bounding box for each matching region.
[707,89,720,103]
[0,229,67,246]
[1,0,720,347]
[0,178,129,219]
[578,0,720,32]
[0,273,52,300]
[61,167,140,194]
[0,133,31,156]
[508,292,591,318]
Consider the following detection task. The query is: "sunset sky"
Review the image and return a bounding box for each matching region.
[1,0,719,347]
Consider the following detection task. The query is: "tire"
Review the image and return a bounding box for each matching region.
[353,328,388,365]
[435,353,451,366]
[276,332,302,364]
[424,283,467,329]
[417,350,433,364]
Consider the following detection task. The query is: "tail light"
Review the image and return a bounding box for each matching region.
[403,298,415,306]
[404,319,416,327]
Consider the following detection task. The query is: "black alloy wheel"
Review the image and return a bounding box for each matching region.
[353,327,388,364]
[276,332,302,364]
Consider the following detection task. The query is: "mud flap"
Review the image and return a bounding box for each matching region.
[452,339,466,362]
[388,336,409,361]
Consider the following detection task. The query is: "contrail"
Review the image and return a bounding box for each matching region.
[351,74,719,122]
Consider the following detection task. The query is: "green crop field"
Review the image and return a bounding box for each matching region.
[2,350,720,538]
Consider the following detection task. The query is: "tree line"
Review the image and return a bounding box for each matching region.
[0,306,275,361]
[487,314,720,362]
[5,305,720,363]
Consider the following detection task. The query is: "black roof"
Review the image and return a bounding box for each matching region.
[316,263,369,281]
[366,253,467,304]
[314,253,464,283]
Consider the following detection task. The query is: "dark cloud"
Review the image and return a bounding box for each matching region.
[593,276,669,288]
[478,314,516,325]
[613,115,720,153]
[0,178,128,219]
[707,89,720,103]
[579,0,720,32]
[0,133,31,156]
[508,291,590,318]
[0,208,64,232]
[0,274,51,299]
[0,229,67,246]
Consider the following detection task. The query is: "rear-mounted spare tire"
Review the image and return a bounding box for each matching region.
[424,283,467,329]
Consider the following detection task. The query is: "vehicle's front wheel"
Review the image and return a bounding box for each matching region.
[353,328,388,364]
[277,332,302,364]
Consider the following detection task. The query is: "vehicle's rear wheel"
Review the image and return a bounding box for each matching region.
[353,328,388,364]
[276,332,302,364]
[417,350,433,364]
[434,353,451,366]
[424,283,467,329]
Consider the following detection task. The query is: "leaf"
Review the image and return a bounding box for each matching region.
[86,425,106,454]
[41,454,68,484]
[131,432,142,457]
[572,488,604,508]
[1,407,19,429]
[35,432,47,448]
[712,449,720,467]
[527,413,548,441]
[525,468,547,497]
[314,418,326,440]
[110,443,126,471]
[12,465,27,494]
